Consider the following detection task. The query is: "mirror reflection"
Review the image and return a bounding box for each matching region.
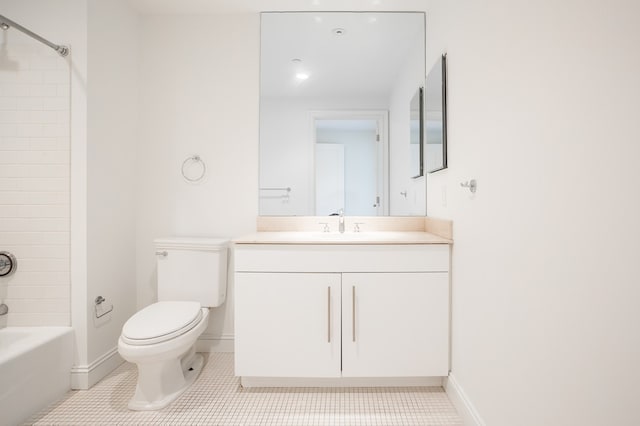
[259,12,425,216]
[409,87,424,178]
[425,54,447,173]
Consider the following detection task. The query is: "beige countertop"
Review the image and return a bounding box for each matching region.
[233,231,452,245]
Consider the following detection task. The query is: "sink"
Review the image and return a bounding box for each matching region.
[313,232,386,241]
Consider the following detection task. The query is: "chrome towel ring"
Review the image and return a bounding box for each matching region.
[181,155,206,183]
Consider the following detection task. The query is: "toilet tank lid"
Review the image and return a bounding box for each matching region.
[154,237,228,251]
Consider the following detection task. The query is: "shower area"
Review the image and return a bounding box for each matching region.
[0,13,74,425]
[0,13,71,328]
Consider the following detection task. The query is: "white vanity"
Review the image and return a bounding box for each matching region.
[234,220,452,387]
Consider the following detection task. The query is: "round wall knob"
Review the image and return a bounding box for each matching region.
[0,252,17,277]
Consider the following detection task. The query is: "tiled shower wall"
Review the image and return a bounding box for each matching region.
[0,40,71,326]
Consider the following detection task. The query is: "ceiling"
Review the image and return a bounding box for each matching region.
[127,1,427,102]
[261,12,424,99]
[128,0,430,15]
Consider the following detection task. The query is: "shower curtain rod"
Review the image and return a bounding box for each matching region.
[0,14,69,57]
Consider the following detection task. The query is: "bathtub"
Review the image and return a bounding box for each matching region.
[0,327,74,426]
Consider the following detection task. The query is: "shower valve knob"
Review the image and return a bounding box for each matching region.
[0,252,17,277]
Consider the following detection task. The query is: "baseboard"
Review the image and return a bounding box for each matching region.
[71,347,124,390]
[241,376,443,388]
[444,373,485,426]
[196,333,234,353]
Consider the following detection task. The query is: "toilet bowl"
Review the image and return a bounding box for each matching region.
[118,238,228,411]
[118,302,209,410]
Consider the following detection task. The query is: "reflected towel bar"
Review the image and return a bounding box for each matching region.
[259,187,291,192]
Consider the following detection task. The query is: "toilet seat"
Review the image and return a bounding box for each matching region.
[121,301,203,346]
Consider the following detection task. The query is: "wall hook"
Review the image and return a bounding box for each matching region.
[460,179,477,193]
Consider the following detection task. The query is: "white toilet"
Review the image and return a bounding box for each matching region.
[118,237,228,411]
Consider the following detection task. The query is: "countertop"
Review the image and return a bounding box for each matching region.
[233,231,452,245]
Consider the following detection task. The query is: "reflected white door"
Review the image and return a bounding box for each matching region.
[314,117,382,216]
[315,143,345,216]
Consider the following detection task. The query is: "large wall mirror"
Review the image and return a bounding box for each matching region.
[259,12,426,216]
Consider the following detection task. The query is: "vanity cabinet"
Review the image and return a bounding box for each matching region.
[341,272,449,377]
[234,243,450,381]
[235,272,342,378]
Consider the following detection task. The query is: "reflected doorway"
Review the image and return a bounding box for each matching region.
[313,114,387,216]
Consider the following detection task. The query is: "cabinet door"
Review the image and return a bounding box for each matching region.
[235,272,341,377]
[342,272,449,377]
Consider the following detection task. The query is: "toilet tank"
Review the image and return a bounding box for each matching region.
[154,237,228,307]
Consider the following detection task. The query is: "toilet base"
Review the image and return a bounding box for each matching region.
[128,348,205,411]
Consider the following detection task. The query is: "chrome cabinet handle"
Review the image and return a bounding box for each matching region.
[352,285,356,342]
[155,251,168,257]
[327,286,331,343]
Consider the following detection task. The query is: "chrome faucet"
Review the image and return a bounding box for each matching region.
[338,209,345,234]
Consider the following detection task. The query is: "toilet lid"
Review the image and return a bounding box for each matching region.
[122,301,203,345]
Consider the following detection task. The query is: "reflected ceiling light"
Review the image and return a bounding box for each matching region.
[314,16,323,23]
[368,16,378,23]
[295,73,309,80]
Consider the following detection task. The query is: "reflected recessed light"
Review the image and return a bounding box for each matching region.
[296,73,310,80]
[332,28,346,36]
[314,16,323,23]
[368,16,378,23]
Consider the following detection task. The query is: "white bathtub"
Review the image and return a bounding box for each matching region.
[0,327,74,426]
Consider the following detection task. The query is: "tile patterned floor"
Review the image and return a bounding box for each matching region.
[26,353,462,425]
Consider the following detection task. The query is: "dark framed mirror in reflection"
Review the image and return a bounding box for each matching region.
[409,87,424,179]
[425,54,448,174]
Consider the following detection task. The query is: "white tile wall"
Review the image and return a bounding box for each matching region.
[0,40,71,326]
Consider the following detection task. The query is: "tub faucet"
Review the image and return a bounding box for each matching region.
[338,209,345,234]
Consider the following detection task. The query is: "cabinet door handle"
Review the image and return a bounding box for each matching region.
[327,286,331,343]
[352,285,356,342]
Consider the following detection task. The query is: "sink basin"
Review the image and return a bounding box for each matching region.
[312,232,390,241]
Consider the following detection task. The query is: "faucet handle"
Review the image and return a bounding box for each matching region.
[318,222,330,233]
[353,222,364,233]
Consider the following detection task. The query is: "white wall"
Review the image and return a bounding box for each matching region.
[85,0,139,370]
[426,0,640,425]
[0,0,140,387]
[137,14,260,347]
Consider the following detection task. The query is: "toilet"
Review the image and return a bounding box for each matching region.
[118,237,228,411]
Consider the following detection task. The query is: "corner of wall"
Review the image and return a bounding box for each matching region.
[444,373,486,426]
